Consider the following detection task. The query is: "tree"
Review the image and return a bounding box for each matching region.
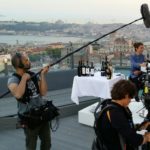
[45,48,61,60]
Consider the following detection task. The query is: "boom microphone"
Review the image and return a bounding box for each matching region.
[141,4,150,28]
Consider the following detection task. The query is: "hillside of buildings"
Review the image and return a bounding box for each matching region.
[0,21,149,42]
[0,20,150,75]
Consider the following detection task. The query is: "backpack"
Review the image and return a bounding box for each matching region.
[13,71,59,130]
[13,71,40,103]
[92,99,125,150]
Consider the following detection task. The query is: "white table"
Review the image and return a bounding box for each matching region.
[71,72,125,105]
[71,72,126,126]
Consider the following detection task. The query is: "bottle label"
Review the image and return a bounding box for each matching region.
[82,68,86,75]
[86,68,90,75]
[90,68,94,76]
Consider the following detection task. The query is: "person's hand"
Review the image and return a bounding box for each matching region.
[140,62,146,67]
[133,70,141,76]
[139,121,150,130]
[143,132,150,143]
[22,73,31,81]
[142,122,150,130]
[41,66,49,75]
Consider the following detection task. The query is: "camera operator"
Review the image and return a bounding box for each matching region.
[7,52,51,150]
[96,80,150,150]
[129,42,146,102]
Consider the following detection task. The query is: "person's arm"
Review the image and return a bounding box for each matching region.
[39,66,49,96]
[143,132,150,144]
[130,55,141,68]
[134,121,150,144]
[8,73,30,99]
[136,121,150,130]
[110,109,143,147]
[130,55,146,76]
[130,55,146,67]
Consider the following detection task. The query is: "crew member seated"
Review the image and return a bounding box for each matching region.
[129,42,146,102]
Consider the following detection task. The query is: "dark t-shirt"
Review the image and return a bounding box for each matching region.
[97,102,143,150]
[7,74,46,114]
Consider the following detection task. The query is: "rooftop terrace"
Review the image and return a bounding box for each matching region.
[0,69,99,150]
[0,115,95,150]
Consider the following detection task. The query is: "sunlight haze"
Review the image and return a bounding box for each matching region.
[0,0,150,24]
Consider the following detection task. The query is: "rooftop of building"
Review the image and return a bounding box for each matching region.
[0,114,95,150]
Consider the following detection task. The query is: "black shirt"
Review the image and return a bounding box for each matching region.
[97,102,143,150]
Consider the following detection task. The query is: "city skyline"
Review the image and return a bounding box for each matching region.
[0,0,149,24]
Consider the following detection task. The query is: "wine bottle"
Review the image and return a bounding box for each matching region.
[77,61,82,76]
[86,61,90,76]
[81,61,86,76]
[144,81,149,94]
[104,56,108,71]
[144,75,149,94]
[108,62,113,79]
[101,61,106,76]
[90,62,94,76]
[106,67,112,79]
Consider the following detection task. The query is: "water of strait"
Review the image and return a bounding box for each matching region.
[0,35,93,45]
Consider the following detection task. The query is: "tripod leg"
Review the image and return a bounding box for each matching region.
[142,113,150,150]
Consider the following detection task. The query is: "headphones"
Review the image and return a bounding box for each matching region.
[15,52,24,68]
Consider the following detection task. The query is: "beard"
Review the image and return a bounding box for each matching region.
[23,62,31,71]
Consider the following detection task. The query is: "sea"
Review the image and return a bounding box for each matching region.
[0,35,93,45]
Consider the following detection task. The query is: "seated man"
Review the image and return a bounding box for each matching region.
[129,42,146,101]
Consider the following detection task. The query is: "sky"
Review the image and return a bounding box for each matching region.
[0,0,150,24]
